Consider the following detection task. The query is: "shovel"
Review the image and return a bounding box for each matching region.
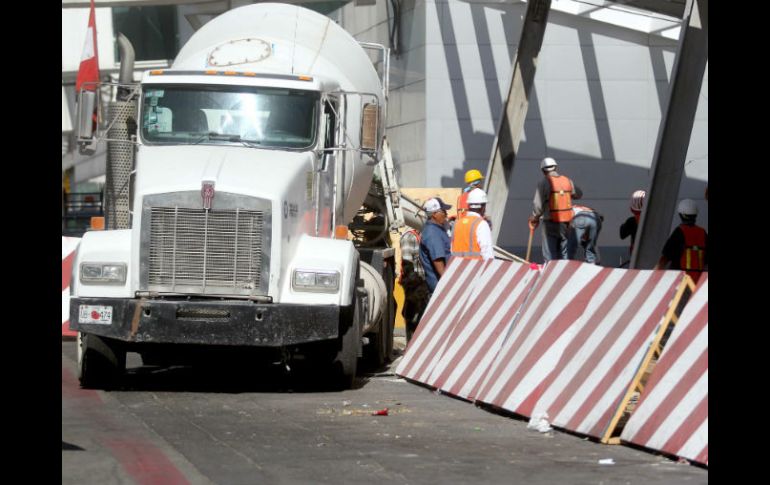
[526,226,534,262]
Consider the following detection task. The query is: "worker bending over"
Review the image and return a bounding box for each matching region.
[568,204,603,265]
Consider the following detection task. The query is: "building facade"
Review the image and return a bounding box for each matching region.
[62,0,707,264]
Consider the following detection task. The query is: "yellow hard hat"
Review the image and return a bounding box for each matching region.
[464,169,484,184]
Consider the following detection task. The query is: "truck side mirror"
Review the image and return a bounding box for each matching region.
[77,90,97,140]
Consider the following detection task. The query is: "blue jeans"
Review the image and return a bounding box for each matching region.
[568,212,602,264]
[541,221,571,261]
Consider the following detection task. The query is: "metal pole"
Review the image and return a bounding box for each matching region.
[484,0,552,244]
[631,0,708,268]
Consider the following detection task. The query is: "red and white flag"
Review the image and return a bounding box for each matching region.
[75,0,100,93]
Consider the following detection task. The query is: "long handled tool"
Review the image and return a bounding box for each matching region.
[526,226,534,262]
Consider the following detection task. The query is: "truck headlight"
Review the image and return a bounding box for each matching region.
[80,262,127,284]
[292,269,340,293]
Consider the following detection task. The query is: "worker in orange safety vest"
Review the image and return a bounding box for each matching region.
[528,157,582,261]
[451,188,494,260]
[655,198,708,283]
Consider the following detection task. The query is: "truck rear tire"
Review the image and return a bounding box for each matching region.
[77,332,126,389]
[384,281,395,359]
[365,264,395,368]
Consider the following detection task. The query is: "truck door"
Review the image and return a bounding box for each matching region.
[316,97,339,237]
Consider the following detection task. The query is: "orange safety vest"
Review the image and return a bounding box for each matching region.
[547,175,574,223]
[679,224,706,282]
[456,191,470,219]
[451,216,483,259]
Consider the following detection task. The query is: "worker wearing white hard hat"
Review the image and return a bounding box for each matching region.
[451,188,494,260]
[620,189,647,263]
[528,157,582,261]
[655,199,708,283]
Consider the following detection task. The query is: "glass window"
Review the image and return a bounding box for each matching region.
[141,85,319,150]
[298,2,348,15]
[113,6,179,62]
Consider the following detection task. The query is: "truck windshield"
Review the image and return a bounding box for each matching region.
[141,85,319,149]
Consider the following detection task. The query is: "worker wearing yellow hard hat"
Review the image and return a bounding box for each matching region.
[456,169,484,220]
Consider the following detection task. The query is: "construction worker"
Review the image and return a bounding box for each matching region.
[399,228,430,343]
[456,169,484,219]
[419,197,453,295]
[528,157,582,261]
[620,189,646,262]
[451,188,494,260]
[655,199,708,283]
[568,204,603,265]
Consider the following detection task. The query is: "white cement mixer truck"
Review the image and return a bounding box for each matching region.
[70,3,400,389]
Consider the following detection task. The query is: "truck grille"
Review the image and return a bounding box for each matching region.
[147,207,265,294]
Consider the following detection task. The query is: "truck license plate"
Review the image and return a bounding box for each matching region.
[78,305,113,325]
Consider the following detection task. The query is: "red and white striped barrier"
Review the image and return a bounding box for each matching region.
[62,237,81,338]
[426,260,539,400]
[475,260,688,440]
[621,274,708,465]
[395,258,488,384]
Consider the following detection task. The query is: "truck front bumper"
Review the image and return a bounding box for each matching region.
[70,297,340,347]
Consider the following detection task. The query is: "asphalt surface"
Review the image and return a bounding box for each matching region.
[62,338,708,484]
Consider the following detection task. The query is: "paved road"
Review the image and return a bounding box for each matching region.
[62,340,707,484]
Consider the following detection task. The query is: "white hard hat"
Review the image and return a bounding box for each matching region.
[423,197,452,213]
[630,190,646,211]
[467,188,488,205]
[677,198,698,217]
[540,157,557,171]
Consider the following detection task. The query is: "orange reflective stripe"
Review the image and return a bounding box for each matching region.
[679,224,706,271]
[467,217,482,252]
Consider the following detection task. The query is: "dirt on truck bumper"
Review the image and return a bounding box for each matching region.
[70,297,341,346]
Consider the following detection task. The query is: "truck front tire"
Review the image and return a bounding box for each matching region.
[332,299,360,390]
[77,332,126,389]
